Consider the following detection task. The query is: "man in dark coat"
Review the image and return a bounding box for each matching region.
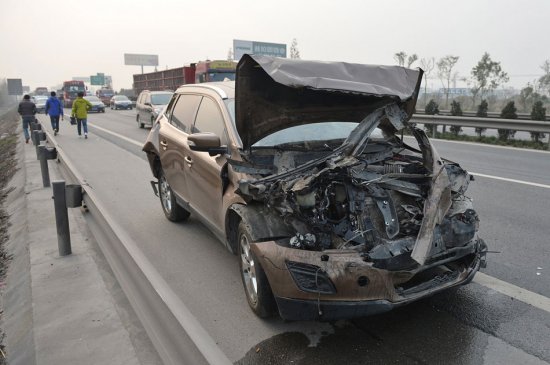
[18,94,36,143]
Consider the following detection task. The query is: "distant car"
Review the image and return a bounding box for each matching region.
[84,96,106,113]
[32,95,48,113]
[136,90,173,128]
[110,95,132,110]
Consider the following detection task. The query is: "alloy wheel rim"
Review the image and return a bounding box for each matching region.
[240,234,258,304]
[159,176,172,213]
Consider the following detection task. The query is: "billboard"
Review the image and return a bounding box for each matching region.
[73,77,90,83]
[124,53,159,66]
[7,79,23,95]
[233,39,287,60]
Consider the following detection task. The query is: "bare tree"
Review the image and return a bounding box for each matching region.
[539,60,550,96]
[437,55,460,108]
[394,51,407,67]
[407,54,418,68]
[419,58,435,105]
[290,38,300,59]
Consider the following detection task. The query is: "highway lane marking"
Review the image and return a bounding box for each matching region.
[403,135,550,154]
[473,273,550,314]
[88,123,143,148]
[470,172,550,190]
[91,125,550,312]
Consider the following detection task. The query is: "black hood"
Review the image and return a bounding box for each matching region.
[235,54,423,149]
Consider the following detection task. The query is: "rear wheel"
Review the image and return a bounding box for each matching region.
[238,221,276,317]
[137,115,144,128]
[158,169,190,222]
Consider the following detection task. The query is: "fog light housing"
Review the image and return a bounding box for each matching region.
[286,261,336,294]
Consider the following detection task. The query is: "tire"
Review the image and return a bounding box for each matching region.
[158,168,190,222]
[137,115,144,128]
[238,221,277,317]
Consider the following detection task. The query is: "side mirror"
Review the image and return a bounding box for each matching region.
[188,132,227,156]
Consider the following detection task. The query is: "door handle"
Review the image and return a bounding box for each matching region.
[184,156,193,165]
[160,140,168,150]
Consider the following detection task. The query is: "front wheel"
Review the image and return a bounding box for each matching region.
[158,169,190,222]
[238,221,277,317]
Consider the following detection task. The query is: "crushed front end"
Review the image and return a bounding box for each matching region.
[233,104,487,321]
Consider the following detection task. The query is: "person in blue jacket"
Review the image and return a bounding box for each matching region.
[45,91,64,135]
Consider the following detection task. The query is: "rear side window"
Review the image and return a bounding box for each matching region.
[169,94,202,133]
[193,97,228,145]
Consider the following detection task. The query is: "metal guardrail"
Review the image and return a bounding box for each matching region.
[42,126,232,365]
[416,109,550,121]
[411,114,550,133]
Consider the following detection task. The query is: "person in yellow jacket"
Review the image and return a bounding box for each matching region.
[71,91,93,139]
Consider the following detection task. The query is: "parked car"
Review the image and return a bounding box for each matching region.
[110,95,132,110]
[143,55,487,321]
[136,90,173,128]
[32,95,48,113]
[84,96,106,113]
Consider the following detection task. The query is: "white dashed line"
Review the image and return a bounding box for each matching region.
[473,273,550,313]
[470,172,550,189]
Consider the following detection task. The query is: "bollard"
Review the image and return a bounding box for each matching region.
[38,145,50,187]
[32,130,40,146]
[52,181,72,256]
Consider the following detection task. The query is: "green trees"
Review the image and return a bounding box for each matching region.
[424,99,439,135]
[498,101,517,141]
[450,100,463,135]
[469,53,509,108]
[475,100,488,137]
[530,101,546,143]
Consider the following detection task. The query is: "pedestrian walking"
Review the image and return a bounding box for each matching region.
[18,94,36,143]
[71,91,92,139]
[45,91,64,136]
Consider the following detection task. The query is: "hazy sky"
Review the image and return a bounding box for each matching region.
[1,0,549,91]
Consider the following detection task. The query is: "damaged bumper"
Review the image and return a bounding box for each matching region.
[252,238,486,321]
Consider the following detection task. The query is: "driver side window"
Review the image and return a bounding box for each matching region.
[192,97,228,146]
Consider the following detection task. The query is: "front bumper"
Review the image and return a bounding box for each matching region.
[90,106,105,112]
[252,239,485,321]
[114,104,132,109]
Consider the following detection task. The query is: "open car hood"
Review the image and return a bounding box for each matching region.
[235,54,423,149]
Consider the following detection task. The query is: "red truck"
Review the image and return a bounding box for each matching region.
[132,60,237,95]
[61,80,86,107]
[96,88,115,105]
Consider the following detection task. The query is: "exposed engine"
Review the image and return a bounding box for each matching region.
[235,128,480,264]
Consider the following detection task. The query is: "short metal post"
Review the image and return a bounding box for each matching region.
[37,145,50,187]
[52,180,72,256]
[32,130,40,146]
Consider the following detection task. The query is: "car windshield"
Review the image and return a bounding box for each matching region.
[252,122,361,148]
[85,96,100,102]
[34,96,47,102]
[151,93,172,105]
[114,96,129,101]
[208,72,236,82]
[223,99,384,148]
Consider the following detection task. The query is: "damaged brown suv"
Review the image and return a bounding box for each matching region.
[143,54,487,321]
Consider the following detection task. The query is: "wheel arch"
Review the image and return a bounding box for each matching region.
[226,203,294,255]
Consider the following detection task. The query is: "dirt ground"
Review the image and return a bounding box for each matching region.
[0,108,19,364]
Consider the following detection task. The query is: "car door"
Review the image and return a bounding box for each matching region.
[158,93,202,204]
[184,96,230,230]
